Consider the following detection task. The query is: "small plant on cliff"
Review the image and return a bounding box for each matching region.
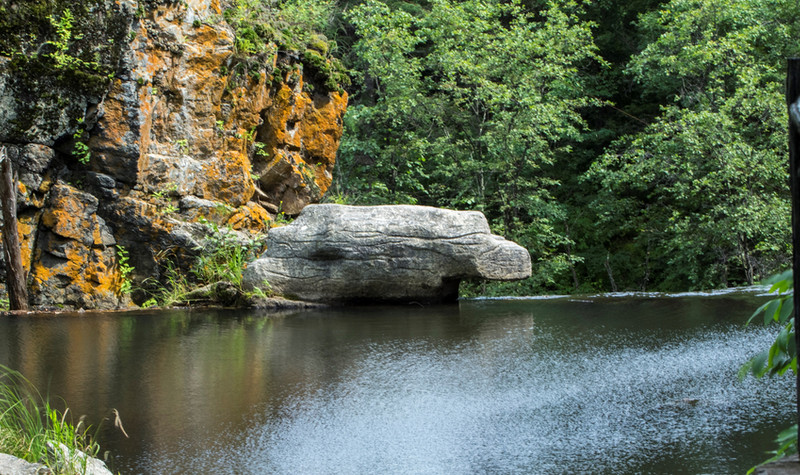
[72,119,91,165]
[271,201,294,228]
[193,221,266,287]
[246,127,257,143]
[116,245,134,295]
[72,141,90,165]
[253,141,270,158]
[48,9,79,68]
[150,183,178,201]
[215,120,225,135]
[46,10,97,72]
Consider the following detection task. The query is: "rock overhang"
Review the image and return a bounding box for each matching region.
[243,204,532,304]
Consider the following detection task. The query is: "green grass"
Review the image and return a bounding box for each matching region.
[192,224,264,288]
[139,223,268,307]
[0,365,105,473]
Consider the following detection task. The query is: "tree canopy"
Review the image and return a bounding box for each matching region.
[586,0,797,290]
[318,0,799,294]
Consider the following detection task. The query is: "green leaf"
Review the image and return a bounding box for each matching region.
[748,300,772,325]
[764,299,781,325]
[778,296,794,324]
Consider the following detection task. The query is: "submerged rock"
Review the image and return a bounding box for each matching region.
[243,204,532,304]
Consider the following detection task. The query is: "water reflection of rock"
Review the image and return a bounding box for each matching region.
[0,306,494,470]
[0,293,790,473]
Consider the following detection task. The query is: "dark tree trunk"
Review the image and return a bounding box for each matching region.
[0,147,28,310]
[604,252,618,292]
[785,58,800,448]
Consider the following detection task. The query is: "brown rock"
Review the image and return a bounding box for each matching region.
[225,202,273,232]
[0,0,348,310]
[41,185,100,245]
[30,184,128,309]
[257,81,348,215]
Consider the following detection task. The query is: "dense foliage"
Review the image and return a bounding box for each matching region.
[740,270,797,470]
[586,0,797,291]
[334,0,602,292]
[312,0,799,294]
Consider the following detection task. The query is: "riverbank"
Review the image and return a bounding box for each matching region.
[0,366,113,474]
[756,455,800,475]
[0,296,327,318]
[0,451,112,475]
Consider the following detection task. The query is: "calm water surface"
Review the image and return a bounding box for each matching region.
[0,290,795,474]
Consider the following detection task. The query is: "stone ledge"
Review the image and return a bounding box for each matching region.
[755,455,800,475]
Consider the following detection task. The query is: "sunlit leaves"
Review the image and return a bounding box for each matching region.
[585,0,797,289]
[337,0,603,288]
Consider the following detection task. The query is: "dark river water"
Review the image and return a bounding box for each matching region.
[0,289,795,474]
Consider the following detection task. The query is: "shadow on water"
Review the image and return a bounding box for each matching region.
[0,291,794,474]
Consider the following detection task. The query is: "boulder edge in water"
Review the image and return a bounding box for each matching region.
[242,204,532,303]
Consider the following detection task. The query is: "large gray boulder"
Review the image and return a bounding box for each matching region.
[243,204,531,303]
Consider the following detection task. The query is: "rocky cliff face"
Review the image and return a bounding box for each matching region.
[0,0,348,309]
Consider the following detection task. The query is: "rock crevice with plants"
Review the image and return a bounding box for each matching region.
[0,0,348,309]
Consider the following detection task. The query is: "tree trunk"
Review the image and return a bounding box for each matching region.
[785,57,800,450]
[604,252,618,292]
[0,147,28,310]
[564,222,579,291]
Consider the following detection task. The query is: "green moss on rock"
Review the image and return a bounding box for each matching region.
[221,0,350,94]
[0,0,134,144]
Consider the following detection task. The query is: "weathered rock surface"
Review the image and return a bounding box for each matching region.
[243,204,532,303]
[0,448,113,475]
[0,0,348,309]
[754,455,800,475]
[0,453,42,475]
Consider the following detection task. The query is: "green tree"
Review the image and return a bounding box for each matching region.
[584,0,797,290]
[335,0,604,289]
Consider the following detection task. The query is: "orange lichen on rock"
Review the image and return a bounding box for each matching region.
[29,184,123,308]
[29,241,121,308]
[40,185,99,244]
[256,81,348,214]
[225,202,272,232]
[198,150,255,208]
[17,212,40,273]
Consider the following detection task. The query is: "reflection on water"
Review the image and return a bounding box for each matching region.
[0,292,794,474]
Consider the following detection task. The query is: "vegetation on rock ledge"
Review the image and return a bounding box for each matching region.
[223,0,350,92]
[138,222,268,308]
